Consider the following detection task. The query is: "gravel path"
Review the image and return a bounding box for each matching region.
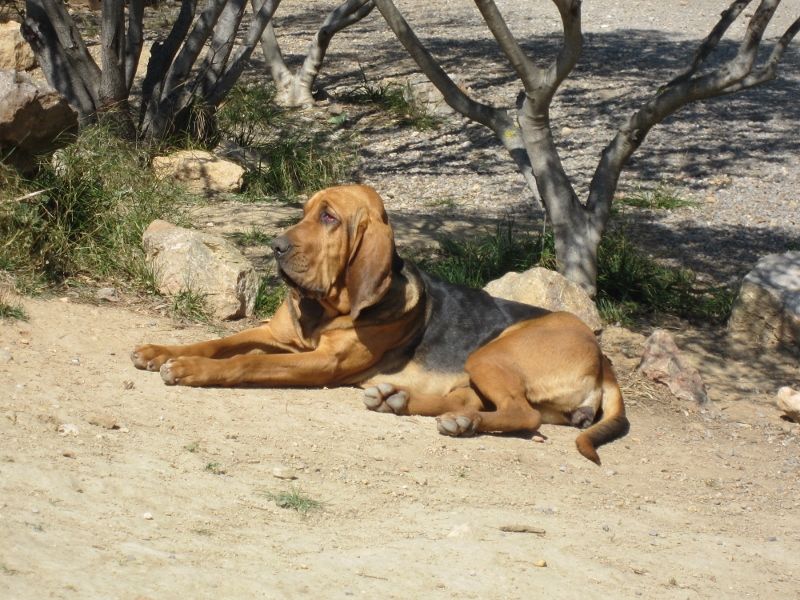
[262,0,799,284]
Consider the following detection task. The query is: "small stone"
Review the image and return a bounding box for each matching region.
[272,466,296,480]
[534,560,547,568]
[58,423,79,436]
[88,413,118,430]
[95,287,120,302]
[70,357,80,366]
[123,380,135,390]
[62,450,75,458]
[446,524,472,538]
[143,512,153,520]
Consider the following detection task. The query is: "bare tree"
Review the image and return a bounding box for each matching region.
[373,0,800,294]
[258,0,376,106]
[22,0,282,140]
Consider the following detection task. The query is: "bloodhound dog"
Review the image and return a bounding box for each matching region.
[132,185,629,464]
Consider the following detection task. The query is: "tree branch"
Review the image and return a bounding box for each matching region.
[125,0,145,90]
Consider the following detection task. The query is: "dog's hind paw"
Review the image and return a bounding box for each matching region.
[436,412,480,437]
[363,382,409,415]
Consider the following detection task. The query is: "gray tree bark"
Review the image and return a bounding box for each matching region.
[373,0,799,294]
[258,0,376,107]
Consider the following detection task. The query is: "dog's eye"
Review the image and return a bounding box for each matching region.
[320,210,338,225]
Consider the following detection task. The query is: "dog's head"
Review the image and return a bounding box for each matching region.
[272,185,396,319]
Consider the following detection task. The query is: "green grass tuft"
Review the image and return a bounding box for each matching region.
[0,291,27,321]
[0,125,193,292]
[241,133,356,200]
[618,184,695,210]
[341,72,440,131]
[265,488,321,514]
[229,227,273,248]
[170,288,211,323]
[254,277,286,319]
[422,222,734,325]
[217,83,282,147]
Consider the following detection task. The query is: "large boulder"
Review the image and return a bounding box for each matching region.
[0,21,36,71]
[484,267,603,332]
[152,150,244,195]
[0,70,77,171]
[638,329,708,405]
[728,251,800,355]
[143,220,258,320]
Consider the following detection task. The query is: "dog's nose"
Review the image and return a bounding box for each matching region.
[272,235,292,257]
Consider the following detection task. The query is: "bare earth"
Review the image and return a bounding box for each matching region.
[3,0,800,598]
[1,295,799,600]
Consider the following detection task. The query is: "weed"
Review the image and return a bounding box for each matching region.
[265,488,322,514]
[618,184,695,210]
[423,222,734,324]
[341,70,439,131]
[254,277,286,319]
[417,221,553,288]
[243,133,355,199]
[0,291,26,320]
[0,126,193,292]
[170,288,211,323]
[205,462,225,475]
[229,227,273,248]
[184,441,201,453]
[217,83,282,147]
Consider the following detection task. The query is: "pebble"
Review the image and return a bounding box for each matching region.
[95,287,120,302]
[143,512,153,520]
[88,413,119,430]
[534,560,547,568]
[70,357,80,366]
[62,450,75,458]
[272,466,296,480]
[58,423,79,436]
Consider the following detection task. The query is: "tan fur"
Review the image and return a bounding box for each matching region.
[131,185,628,464]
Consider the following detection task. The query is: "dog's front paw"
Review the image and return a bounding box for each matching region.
[363,382,409,414]
[436,412,480,437]
[160,357,210,386]
[131,344,174,371]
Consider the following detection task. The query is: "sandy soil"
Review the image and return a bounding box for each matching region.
[3,0,800,598]
[1,295,798,600]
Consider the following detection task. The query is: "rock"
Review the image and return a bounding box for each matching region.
[95,287,120,302]
[0,70,78,172]
[142,220,258,320]
[87,412,119,430]
[142,512,153,520]
[638,330,708,404]
[728,251,800,355]
[534,560,547,568]
[0,21,36,71]
[776,387,800,423]
[152,150,244,195]
[271,466,296,480]
[58,423,79,436]
[401,73,468,117]
[484,267,602,332]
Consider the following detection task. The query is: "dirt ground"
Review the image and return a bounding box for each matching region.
[1,292,798,600]
[3,0,800,597]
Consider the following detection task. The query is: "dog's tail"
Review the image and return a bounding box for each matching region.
[575,355,630,465]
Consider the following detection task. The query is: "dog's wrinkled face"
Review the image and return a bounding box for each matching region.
[272,185,395,318]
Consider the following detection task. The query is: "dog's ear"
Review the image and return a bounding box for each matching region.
[346,206,395,320]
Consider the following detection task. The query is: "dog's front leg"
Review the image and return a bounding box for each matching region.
[131,324,292,371]
[159,333,377,387]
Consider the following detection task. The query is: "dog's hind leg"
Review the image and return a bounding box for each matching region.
[363,383,483,417]
[435,355,542,436]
